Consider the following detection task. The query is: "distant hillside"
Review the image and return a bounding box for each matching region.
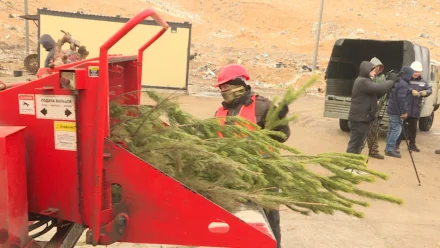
[1,0,439,92]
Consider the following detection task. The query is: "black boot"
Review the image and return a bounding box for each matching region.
[385,150,401,158]
[369,153,385,159]
[409,144,420,152]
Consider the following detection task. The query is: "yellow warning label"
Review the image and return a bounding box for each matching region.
[88,66,99,77]
[54,121,76,132]
[54,121,77,151]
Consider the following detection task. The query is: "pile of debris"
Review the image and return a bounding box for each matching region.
[189,51,326,95]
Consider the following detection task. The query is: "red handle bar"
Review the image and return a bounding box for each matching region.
[99,8,169,91]
[91,9,169,245]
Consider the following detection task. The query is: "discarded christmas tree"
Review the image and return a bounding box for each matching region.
[109,75,404,218]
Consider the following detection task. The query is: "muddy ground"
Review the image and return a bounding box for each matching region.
[31,89,440,248]
[165,93,440,248]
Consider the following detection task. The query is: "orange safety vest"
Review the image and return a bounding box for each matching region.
[216,95,275,156]
[216,95,257,138]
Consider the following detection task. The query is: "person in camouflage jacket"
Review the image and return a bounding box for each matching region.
[366,57,387,159]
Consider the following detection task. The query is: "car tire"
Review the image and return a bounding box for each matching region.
[419,112,434,131]
[339,119,350,132]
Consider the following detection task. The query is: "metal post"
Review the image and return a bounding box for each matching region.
[312,0,324,71]
[24,0,29,56]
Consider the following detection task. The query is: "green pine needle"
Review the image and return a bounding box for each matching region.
[108,74,404,218]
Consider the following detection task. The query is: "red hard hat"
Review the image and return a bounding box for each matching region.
[215,64,250,87]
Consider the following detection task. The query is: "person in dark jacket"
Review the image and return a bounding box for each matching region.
[345,61,395,174]
[385,66,415,158]
[39,34,56,68]
[214,64,290,248]
[395,61,432,152]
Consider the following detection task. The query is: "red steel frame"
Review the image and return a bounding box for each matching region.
[0,9,276,248]
[92,9,170,244]
[0,127,36,248]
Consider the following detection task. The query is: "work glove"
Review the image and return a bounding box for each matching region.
[411,90,420,97]
[419,90,428,96]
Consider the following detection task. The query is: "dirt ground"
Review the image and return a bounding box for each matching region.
[33,90,440,248]
[166,93,440,248]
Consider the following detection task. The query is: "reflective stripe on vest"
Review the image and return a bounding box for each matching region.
[216,95,257,137]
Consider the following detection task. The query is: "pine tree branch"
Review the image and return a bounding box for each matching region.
[108,82,405,218]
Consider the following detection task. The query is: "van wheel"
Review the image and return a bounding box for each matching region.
[339,119,351,132]
[419,112,434,131]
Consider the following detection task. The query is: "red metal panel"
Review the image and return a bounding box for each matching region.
[0,76,81,222]
[109,64,125,103]
[72,61,102,227]
[122,61,141,105]
[0,59,157,228]
[0,126,30,247]
[102,140,276,248]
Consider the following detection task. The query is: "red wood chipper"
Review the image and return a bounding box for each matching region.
[0,9,276,248]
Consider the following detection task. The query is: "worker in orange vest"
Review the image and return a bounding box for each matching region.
[214,64,291,248]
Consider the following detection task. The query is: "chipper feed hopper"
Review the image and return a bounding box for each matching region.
[0,9,276,248]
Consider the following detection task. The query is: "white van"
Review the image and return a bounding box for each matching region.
[418,59,440,130]
[323,39,439,132]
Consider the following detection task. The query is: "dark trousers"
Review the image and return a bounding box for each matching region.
[396,117,418,147]
[346,121,371,154]
[264,209,281,248]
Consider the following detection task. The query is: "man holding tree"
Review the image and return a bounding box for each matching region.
[214,64,291,248]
